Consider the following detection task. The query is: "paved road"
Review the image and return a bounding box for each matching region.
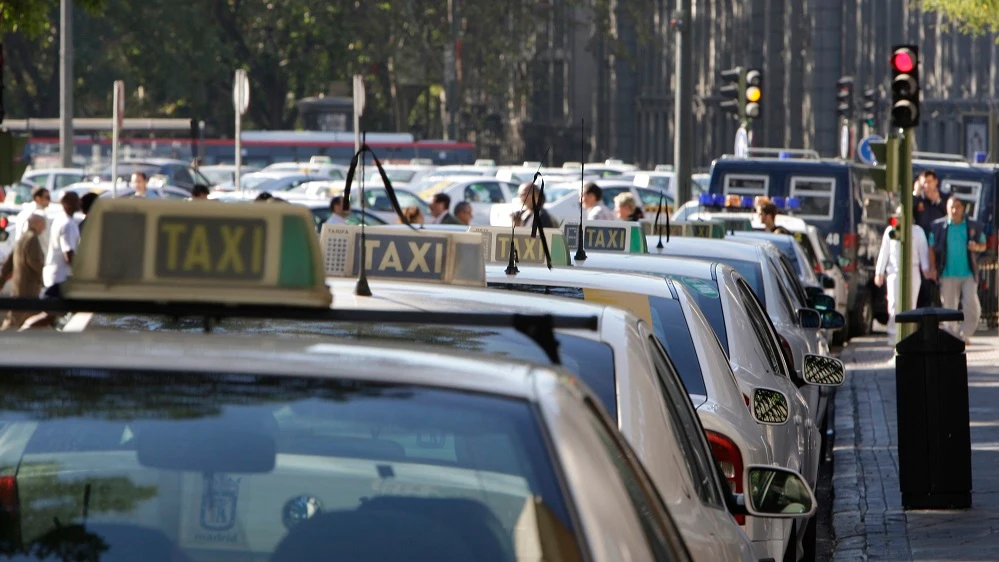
[830,331,999,561]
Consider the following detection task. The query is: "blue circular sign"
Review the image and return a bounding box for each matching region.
[857,135,884,165]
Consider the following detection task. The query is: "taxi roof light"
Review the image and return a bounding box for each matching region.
[471,226,570,268]
[562,220,648,255]
[664,219,726,239]
[65,198,332,308]
[320,225,486,287]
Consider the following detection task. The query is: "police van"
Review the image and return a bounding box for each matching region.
[706,149,889,336]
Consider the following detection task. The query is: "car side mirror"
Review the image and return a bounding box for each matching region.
[803,285,823,302]
[737,465,817,519]
[802,353,846,386]
[797,308,821,329]
[750,388,790,425]
[809,293,835,311]
[820,310,846,330]
[817,272,835,289]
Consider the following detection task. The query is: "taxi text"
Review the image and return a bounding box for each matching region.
[156,217,266,280]
[494,234,548,263]
[583,226,627,251]
[355,234,447,279]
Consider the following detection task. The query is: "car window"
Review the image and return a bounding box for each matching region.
[464,182,505,203]
[656,274,730,357]
[792,232,821,271]
[735,279,789,378]
[54,174,84,189]
[723,174,768,197]
[0,368,580,561]
[646,337,726,509]
[788,176,835,220]
[172,167,194,187]
[27,173,50,187]
[706,258,766,308]
[600,187,630,208]
[581,397,686,561]
[768,254,805,314]
[636,187,670,208]
[327,169,345,181]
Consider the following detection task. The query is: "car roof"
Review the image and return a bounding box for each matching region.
[574,252,716,280]
[486,264,674,297]
[710,158,857,173]
[0,331,549,401]
[25,168,82,175]
[645,236,762,261]
[118,158,188,166]
[728,230,797,247]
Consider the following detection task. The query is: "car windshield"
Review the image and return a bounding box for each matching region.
[363,169,417,183]
[200,169,234,185]
[0,367,578,561]
[83,316,618,418]
[98,164,161,179]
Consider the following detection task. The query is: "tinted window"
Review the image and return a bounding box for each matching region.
[488,283,705,396]
[659,276,730,356]
[706,258,765,307]
[0,368,579,561]
[735,280,788,378]
[86,315,618,418]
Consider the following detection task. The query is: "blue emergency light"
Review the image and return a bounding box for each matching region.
[699,193,713,206]
[740,196,753,208]
[712,194,726,207]
[787,197,801,210]
[779,151,793,159]
[773,196,786,209]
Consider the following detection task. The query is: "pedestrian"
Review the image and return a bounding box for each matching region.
[190,184,211,200]
[913,170,948,307]
[429,193,462,225]
[78,192,99,235]
[13,186,51,244]
[613,192,645,222]
[874,206,932,344]
[131,172,150,197]
[927,197,986,344]
[453,201,473,225]
[513,182,557,229]
[0,215,46,330]
[325,195,349,225]
[42,191,81,291]
[756,201,791,234]
[582,183,614,220]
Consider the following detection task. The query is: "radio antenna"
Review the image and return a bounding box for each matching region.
[654,190,669,248]
[355,130,372,296]
[574,119,588,261]
[506,145,551,274]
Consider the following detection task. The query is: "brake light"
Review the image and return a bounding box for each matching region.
[0,217,7,229]
[0,475,20,548]
[777,334,795,372]
[706,430,745,525]
[813,263,822,274]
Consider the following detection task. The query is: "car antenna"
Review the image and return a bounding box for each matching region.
[654,190,670,248]
[506,145,550,274]
[530,157,554,270]
[341,133,417,296]
[574,119,588,262]
[355,131,372,296]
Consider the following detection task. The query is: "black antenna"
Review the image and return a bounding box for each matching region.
[506,146,551,274]
[355,131,372,296]
[574,119,587,261]
[654,191,665,249]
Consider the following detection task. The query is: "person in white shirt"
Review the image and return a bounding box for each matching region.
[324,195,349,225]
[581,183,614,221]
[13,186,51,243]
[875,206,933,343]
[43,191,81,289]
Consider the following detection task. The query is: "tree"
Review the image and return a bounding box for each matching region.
[0,0,104,38]
[920,0,999,36]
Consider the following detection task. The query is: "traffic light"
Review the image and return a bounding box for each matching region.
[0,131,29,186]
[745,69,762,120]
[718,66,745,119]
[862,88,879,128]
[836,76,854,120]
[890,45,920,128]
[869,136,900,192]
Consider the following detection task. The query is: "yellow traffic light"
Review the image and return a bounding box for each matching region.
[746,86,761,103]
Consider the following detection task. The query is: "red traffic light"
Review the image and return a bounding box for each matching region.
[892,50,915,73]
[889,216,899,228]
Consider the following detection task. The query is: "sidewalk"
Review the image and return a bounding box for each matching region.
[831,329,999,561]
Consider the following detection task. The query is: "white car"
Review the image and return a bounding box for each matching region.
[484,263,816,561]
[570,251,843,562]
[414,176,518,226]
[261,161,349,180]
[492,180,673,226]
[21,167,87,193]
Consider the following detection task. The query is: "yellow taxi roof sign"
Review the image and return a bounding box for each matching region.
[562,220,647,254]
[66,198,331,307]
[668,219,726,239]
[468,226,570,267]
[320,225,485,287]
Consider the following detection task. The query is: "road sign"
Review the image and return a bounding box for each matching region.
[114,81,125,130]
[353,75,365,117]
[233,69,249,116]
[734,127,749,157]
[111,80,125,199]
[839,124,850,159]
[857,134,885,165]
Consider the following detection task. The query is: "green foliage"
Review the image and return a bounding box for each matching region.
[0,0,104,38]
[920,0,999,36]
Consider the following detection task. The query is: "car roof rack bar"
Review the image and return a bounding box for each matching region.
[912,151,967,162]
[0,298,599,365]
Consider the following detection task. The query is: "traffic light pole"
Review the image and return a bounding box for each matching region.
[897,127,915,342]
[673,0,693,207]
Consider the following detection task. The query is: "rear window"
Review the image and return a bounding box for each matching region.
[661,276,730,357]
[487,283,705,396]
[85,315,618,418]
[0,368,578,561]
[709,259,765,307]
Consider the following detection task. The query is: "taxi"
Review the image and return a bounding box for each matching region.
[38,200,821,562]
[482,259,804,562]
[0,198,742,562]
[567,250,843,562]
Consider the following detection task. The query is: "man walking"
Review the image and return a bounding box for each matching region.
[429,193,462,225]
[43,191,81,291]
[928,197,985,344]
[756,201,791,234]
[13,186,50,245]
[913,170,948,307]
[875,206,932,344]
[581,183,613,220]
[0,215,46,330]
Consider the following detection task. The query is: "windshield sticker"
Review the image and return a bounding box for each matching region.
[678,276,720,299]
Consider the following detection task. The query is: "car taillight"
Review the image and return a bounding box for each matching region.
[0,217,7,229]
[813,263,822,274]
[777,333,795,372]
[706,430,745,525]
[0,475,20,548]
